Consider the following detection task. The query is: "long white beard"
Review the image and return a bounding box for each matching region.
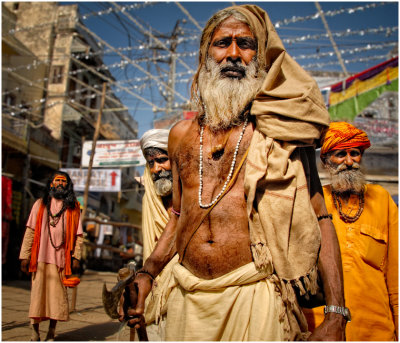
[325,161,366,194]
[198,57,266,131]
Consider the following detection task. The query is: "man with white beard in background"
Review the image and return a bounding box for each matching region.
[122,5,348,340]
[304,121,398,341]
[124,129,178,340]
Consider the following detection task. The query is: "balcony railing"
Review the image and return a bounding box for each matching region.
[2,114,28,141]
[2,113,59,154]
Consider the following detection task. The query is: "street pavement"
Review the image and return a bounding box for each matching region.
[2,270,133,341]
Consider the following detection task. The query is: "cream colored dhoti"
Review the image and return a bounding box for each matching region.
[29,262,69,323]
[165,262,286,341]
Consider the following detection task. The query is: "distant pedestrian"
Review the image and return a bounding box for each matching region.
[20,171,83,341]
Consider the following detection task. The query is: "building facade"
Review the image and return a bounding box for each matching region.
[2,2,143,278]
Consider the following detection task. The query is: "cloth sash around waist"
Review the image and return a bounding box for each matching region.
[172,261,274,291]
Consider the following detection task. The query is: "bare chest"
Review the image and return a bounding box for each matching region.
[176,123,253,192]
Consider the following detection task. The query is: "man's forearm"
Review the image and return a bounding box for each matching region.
[317,217,345,308]
[72,235,83,260]
[305,146,345,309]
[19,227,35,260]
[142,217,177,277]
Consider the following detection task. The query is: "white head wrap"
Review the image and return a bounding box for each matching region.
[140,129,170,153]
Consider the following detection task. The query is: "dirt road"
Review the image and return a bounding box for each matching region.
[2,270,133,341]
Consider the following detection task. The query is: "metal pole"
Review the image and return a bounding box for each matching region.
[315,2,349,77]
[81,82,107,221]
[20,118,31,229]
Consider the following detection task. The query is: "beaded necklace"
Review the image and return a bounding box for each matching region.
[46,202,66,250]
[198,117,248,209]
[332,191,365,223]
[48,202,66,227]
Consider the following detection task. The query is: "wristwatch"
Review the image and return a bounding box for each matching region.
[324,305,351,322]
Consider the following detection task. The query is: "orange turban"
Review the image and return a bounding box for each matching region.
[320,121,371,158]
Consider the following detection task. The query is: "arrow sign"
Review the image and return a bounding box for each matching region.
[110,171,118,186]
[61,168,121,192]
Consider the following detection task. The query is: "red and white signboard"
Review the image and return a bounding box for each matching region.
[81,140,146,168]
[61,168,121,192]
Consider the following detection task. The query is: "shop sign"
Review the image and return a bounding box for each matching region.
[81,140,146,167]
[61,168,121,192]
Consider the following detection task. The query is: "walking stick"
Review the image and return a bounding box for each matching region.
[102,262,148,341]
[70,286,78,312]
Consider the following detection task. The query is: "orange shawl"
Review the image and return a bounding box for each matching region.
[29,200,81,276]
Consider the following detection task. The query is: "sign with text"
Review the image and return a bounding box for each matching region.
[61,168,121,192]
[81,140,146,168]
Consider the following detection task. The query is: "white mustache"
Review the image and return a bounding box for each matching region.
[333,162,360,174]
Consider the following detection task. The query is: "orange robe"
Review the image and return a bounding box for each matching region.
[304,184,398,341]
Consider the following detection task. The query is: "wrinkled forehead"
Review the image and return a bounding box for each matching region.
[143,147,168,160]
[330,147,363,155]
[210,16,255,42]
[202,10,255,49]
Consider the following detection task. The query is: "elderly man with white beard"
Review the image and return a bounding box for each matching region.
[122,5,348,341]
[304,121,398,341]
[126,129,179,340]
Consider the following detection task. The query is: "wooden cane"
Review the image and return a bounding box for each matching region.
[70,286,78,312]
[118,268,137,341]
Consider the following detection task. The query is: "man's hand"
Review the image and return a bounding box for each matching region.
[127,273,153,329]
[308,313,346,341]
[118,272,153,329]
[20,259,30,274]
[72,258,80,274]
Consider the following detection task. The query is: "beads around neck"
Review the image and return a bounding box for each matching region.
[198,117,248,209]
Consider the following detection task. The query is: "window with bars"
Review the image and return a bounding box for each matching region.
[50,65,64,84]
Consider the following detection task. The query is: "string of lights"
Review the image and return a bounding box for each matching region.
[4,2,384,39]
[3,2,397,125]
[79,2,154,21]
[274,2,386,28]
[303,54,389,69]
[293,42,398,61]
[3,65,155,115]
[5,23,397,77]
[110,2,194,74]
[4,36,396,98]
[75,21,189,103]
[283,26,397,44]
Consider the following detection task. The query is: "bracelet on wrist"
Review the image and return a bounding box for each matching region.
[171,208,181,216]
[317,213,332,221]
[136,269,155,281]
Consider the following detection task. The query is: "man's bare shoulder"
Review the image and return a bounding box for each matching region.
[169,119,197,148]
[170,119,195,137]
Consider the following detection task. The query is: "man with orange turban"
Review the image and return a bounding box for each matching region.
[304,122,398,340]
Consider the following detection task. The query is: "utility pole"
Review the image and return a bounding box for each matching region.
[19,115,32,228]
[81,82,107,221]
[315,2,349,77]
[150,19,185,120]
[165,20,182,116]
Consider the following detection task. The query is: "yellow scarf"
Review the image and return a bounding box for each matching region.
[142,165,179,325]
